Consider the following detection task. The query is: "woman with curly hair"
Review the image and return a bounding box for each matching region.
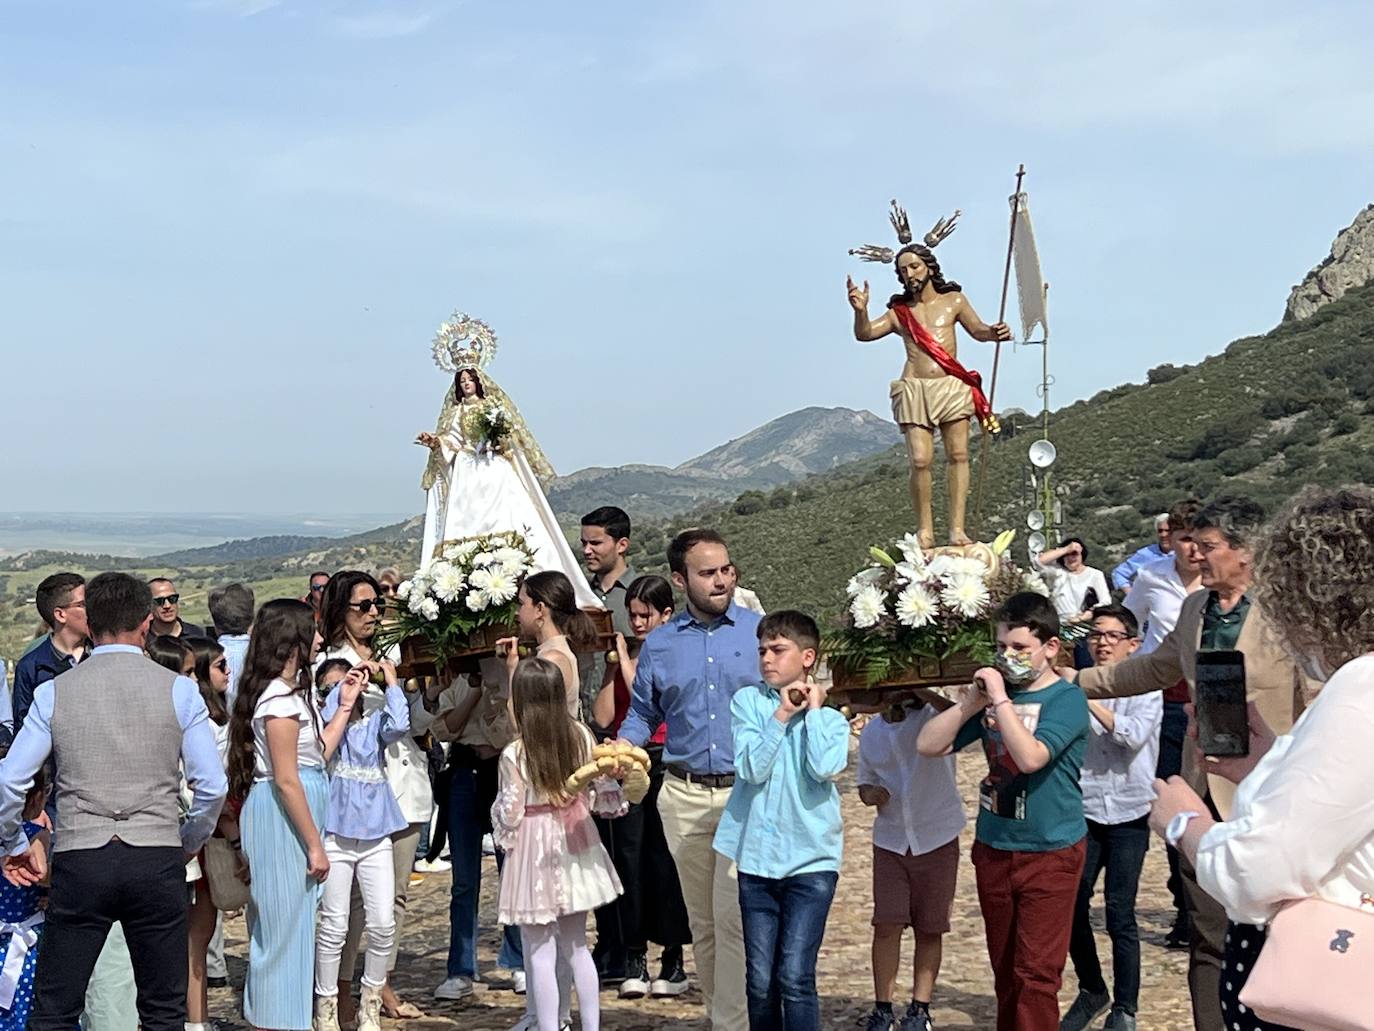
[1149,485,1374,1031]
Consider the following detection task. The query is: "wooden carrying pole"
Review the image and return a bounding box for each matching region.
[971,164,1025,538]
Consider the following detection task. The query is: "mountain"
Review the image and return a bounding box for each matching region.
[1287,204,1374,321]
[546,406,894,520]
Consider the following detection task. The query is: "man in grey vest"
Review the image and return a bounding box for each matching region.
[0,572,227,1031]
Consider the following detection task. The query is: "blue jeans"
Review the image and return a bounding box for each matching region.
[737,871,837,1031]
[446,763,522,977]
[1067,816,1150,1014]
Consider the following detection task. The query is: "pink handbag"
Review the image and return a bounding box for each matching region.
[1239,896,1374,1031]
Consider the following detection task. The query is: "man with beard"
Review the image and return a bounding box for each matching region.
[618,529,761,1031]
[848,237,1010,548]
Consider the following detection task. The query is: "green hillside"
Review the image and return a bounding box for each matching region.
[628,281,1374,620]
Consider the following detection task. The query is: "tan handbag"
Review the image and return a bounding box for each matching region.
[1239,897,1374,1031]
[202,838,250,912]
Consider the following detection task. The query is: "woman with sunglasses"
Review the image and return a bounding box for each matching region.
[315,571,434,1021]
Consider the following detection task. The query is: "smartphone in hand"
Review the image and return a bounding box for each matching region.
[1195,650,1248,757]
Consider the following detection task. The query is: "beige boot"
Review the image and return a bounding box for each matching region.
[314,995,342,1031]
[358,984,384,1031]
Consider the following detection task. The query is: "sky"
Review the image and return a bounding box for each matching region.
[3,0,1373,515]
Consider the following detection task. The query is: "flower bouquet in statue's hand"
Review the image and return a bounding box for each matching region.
[473,400,514,455]
[826,530,1052,694]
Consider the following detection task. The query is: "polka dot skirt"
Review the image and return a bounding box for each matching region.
[1219,921,1300,1031]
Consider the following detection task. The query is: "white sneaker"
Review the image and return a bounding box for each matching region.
[414,857,452,873]
[433,975,475,1001]
[481,833,496,856]
[511,969,526,994]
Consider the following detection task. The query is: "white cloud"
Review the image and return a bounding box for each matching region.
[333,11,432,39]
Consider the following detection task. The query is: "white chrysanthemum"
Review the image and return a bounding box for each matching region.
[492,546,527,568]
[417,597,440,622]
[850,585,887,629]
[452,539,480,559]
[408,591,429,615]
[427,559,453,580]
[465,590,487,612]
[432,564,467,604]
[846,566,885,597]
[1022,571,1051,598]
[941,575,990,619]
[395,579,413,601]
[471,551,498,568]
[479,567,518,606]
[895,583,937,628]
[894,561,924,585]
[897,532,928,567]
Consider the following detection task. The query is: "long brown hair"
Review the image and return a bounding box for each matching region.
[228,599,319,801]
[189,636,230,726]
[510,657,589,803]
[319,570,381,653]
[523,571,597,650]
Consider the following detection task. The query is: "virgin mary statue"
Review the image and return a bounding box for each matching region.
[417,311,600,609]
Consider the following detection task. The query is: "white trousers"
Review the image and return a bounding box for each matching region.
[314,835,396,995]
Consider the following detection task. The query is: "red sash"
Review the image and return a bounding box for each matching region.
[889,304,997,431]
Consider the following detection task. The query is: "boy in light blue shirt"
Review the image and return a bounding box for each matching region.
[713,610,849,1031]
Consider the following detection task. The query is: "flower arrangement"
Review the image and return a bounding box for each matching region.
[826,529,1052,687]
[378,530,536,662]
[473,399,514,452]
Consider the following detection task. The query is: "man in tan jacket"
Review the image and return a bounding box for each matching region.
[1063,500,1315,1031]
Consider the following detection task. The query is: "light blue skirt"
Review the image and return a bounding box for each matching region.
[242,767,329,1030]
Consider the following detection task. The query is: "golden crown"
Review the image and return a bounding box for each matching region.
[432,310,498,373]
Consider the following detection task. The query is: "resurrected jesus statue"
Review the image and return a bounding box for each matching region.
[847,209,1011,548]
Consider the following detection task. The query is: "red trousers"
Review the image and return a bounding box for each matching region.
[972,838,1087,1031]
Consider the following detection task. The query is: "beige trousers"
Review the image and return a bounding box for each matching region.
[657,774,747,1031]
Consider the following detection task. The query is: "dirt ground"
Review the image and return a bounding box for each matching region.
[217,741,1196,1029]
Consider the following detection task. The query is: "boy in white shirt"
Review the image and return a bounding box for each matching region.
[856,692,967,1031]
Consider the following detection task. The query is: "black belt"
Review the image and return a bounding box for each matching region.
[666,763,735,789]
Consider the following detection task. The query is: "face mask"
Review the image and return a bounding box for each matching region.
[995,647,1040,686]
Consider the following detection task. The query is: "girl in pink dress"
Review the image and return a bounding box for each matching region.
[492,657,625,1031]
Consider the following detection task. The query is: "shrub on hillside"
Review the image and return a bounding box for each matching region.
[1332,412,1360,436]
[1147,363,1187,385]
[1216,446,1265,477]
[732,491,766,516]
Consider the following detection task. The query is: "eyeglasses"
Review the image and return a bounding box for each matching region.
[310,583,328,593]
[347,599,386,614]
[1086,630,1134,645]
[153,595,180,608]
[212,658,230,673]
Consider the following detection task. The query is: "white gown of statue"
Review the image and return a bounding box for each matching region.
[420,394,600,610]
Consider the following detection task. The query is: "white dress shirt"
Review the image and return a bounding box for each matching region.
[1195,654,1374,926]
[856,705,966,857]
[1034,557,1111,622]
[316,643,435,824]
[1080,693,1162,824]
[1123,555,1196,654]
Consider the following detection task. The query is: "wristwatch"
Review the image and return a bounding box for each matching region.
[1165,810,1202,847]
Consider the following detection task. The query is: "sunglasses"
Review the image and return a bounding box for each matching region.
[153,595,180,607]
[212,658,230,673]
[378,584,397,596]
[347,599,386,614]
[310,583,328,593]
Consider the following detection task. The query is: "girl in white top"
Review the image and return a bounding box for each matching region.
[1033,538,1111,623]
[1148,486,1374,1030]
[227,599,365,1031]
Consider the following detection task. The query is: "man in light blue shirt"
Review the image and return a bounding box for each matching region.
[1110,514,1172,591]
[713,611,847,1031]
[0,572,226,1031]
[618,529,760,1030]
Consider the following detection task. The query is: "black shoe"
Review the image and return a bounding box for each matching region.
[650,952,689,998]
[207,976,228,989]
[1164,916,1191,950]
[899,1003,933,1031]
[861,1006,896,1031]
[619,953,650,999]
